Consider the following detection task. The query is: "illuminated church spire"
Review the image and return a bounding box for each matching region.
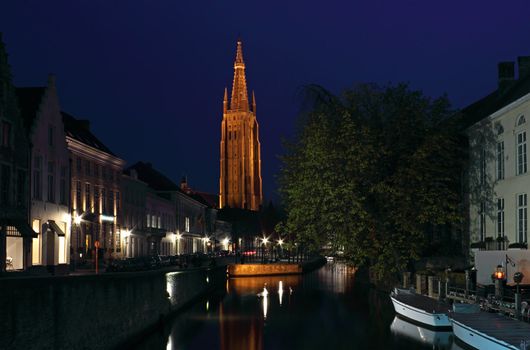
[230,40,249,111]
[219,39,263,211]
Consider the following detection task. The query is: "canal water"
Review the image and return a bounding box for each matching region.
[134,263,464,350]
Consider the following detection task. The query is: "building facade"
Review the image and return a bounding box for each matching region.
[63,112,125,264]
[0,33,34,272]
[219,40,263,211]
[120,170,147,257]
[465,57,530,284]
[17,76,71,273]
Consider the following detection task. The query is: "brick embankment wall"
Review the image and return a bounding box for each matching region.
[0,266,226,350]
[228,257,326,277]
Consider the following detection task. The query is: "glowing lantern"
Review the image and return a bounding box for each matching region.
[495,265,505,280]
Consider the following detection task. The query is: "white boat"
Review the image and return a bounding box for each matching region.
[451,312,528,350]
[390,288,451,328]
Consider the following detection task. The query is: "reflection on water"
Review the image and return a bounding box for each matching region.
[135,263,461,350]
[390,317,463,350]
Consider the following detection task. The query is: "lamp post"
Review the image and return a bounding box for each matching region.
[514,272,524,319]
[176,233,182,255]
[494,264,505,299]
[262,237,269,263]
[122,229,131,258]
[72,213,82,271]
[278,238,284,261]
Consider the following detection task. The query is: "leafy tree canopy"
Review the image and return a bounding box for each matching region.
[277,83,465,280]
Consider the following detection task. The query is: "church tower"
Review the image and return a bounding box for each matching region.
[219,40,263,211]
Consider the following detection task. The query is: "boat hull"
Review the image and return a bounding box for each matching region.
[391,296,451,328]
[451,319,518,350]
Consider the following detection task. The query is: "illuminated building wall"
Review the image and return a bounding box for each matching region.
[219,40,263,211]
[63,112,125,261]
[0,34,33,272]
[17,75,71,270]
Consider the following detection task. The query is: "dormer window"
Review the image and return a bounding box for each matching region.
[517,115,526,127]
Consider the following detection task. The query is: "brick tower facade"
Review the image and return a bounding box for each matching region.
[219,40,262,211]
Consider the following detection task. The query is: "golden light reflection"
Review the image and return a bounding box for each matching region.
[229,275,301,294]
[206,300,209,311]
[262,294,268,319]
[166,335,172,350]
[278,281,283,306]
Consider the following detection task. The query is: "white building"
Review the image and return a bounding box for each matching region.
[17,76,71,274]
[465,56,530,284]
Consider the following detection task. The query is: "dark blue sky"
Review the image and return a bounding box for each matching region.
[2,1,530,202]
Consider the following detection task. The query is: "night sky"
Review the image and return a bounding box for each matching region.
[2,1,530,203]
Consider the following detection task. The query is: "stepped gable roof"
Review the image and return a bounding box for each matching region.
[62,111,115,156]
[15,87,46,134]
[462,73,530,128]
[125,162,181,192]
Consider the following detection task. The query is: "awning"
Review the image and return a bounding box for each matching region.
[0,218,38,238]
[47,220,66,237]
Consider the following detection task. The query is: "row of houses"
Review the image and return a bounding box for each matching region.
[0,34,230,274]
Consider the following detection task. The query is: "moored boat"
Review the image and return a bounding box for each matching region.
[390,288,451,328]
[451,311,530,350]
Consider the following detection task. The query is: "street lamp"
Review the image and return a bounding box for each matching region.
[122,229,131,258]
[202,236,209,254]
[176,233,182,255]
[222,237,230,251]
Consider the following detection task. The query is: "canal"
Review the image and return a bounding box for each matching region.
[133,263,463,350]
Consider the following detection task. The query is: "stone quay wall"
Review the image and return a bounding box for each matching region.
[228,257,326,277]
[0,266,226,349]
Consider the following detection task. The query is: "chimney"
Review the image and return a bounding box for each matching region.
[180,176,190,192]
[498,61,515,94]
[48,74,56,88]
[518,56,530,79]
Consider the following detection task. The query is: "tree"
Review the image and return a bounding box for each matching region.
[277,83,465,281]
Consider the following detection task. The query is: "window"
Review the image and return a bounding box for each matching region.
[47,162,55,203]
[109,190,114,215]
[94,164,99,178]
[85,183,91,211]
[32,219,41,265]
[151,215,156,228]
[16,170,26,207]
[59,166,67,205]
[518,194,528,243]
[185,217,190,232]
[158,216,161,229]
[497,198,504,238]
[94,186,100,213]
[479,202,486,242]
[1,164,10,204]
[1,121,11,148]
[517,132,527,175]
[76,181,82,210]
[76,157,82,173]
[48,125,54,147]
[33,156,42,200]
[517,115,526,126]
[116,192,120,214]
[101,188,107,213]
[102,167,107,180]
[497,141,505,180]
[146,214,151,228]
